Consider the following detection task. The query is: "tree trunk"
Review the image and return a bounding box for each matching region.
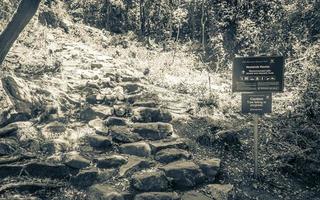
[140,0,146,36]
[0,0,41,66]
[201,0,206,52]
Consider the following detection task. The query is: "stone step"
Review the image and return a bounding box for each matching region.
[181,191,212,200]
[0,182,64,195]
[0,162,70,179]
[131,170,169,192]
[88,118,109,136]
[132,101,158,108]
[70,168,98,188]
[110,126,142,143]
[87,184,132,200]
[63,151,91,169]
[105,117,128,126]
[132,107,172,123]
[149,138,189,153]
[119,141,151,157]
[134,192,180,200]
[86,134,113,150]
[154,148,192,164]
[95,155,127,169]
[131,123,173,141]
[160,161,205,189]
[80,105,114,121]
[119,156,155,177]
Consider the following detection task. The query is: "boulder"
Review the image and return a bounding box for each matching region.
[131,171,169,192]
[160,161,205,189]
[198,158,221,179]
[89,118,109,135]
[132,123,173,140]
[215,130,241,146]
[134,192,180,200]
[120,142,151,157]
[87,134,112,150]
[110,126,141,143]
[0,75,40,127]
[155,148,192,164]
[96,155,127,168]
[132,108,172,123]
[206,184,235,200]
[63,151,90,169]
[71,168,98,187]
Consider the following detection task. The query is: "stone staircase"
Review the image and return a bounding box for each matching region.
[0,54,234,199]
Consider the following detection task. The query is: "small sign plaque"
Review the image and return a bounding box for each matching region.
[232,56,284,92]
[242,93,272,114]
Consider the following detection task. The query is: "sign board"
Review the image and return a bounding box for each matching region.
[242,93,272,114]
[232,56,284,92]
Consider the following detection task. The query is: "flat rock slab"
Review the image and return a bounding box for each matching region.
[24,162,70,179]
[80,105,113,121]
[0,165,23,179]
[105,117,128,126]
[119,157,154,177]
[160,161,205,189]
[134,192,180,200]
[0,182,63,194]
[87,134,112,150]
[149,138,189,153]
[120,141,151,157]
[133,101,158,108]
[71,168,98,187]
[155,148,192,164]
[198,158,221,178]
[64,151,91,169]
[89,118,109,135]
[87,184,125,200]
[132,107,172,123]
[132,123,173,140]
[131,170,169,192]
[110,126,141,143]
[181,191,211,200]
[95,155,127,168]
[205,184,235,200]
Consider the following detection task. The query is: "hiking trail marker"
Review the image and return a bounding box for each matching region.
[232,56,284,92]
[232,56,284,178]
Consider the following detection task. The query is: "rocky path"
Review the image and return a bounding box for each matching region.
[0,38,234,200]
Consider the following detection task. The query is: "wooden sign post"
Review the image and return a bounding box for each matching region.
[232,56,284,178]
